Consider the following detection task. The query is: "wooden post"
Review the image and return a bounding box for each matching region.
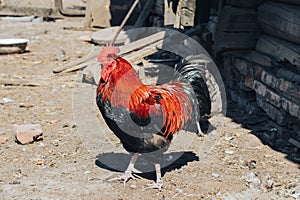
[85,0,112,28]
[164,0,175,26]
[174,0,196,29]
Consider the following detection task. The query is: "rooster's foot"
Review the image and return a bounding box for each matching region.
[197,131,206,137]
[143,179,163,191]
[108,170,137,185]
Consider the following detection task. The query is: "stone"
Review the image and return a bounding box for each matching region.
[13,124,43,145]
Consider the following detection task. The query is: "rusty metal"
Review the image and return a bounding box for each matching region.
[55,0,85,17]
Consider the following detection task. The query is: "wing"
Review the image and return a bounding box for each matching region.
[129,83,193,137]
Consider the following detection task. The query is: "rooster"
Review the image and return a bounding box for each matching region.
[96,45,211,190]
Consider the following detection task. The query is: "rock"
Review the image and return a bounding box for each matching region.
[13,124,43,145]
[211,173,220,178]
[225,150,234,155]
[130,184,137,189]
[2,97,14,103]
[0,137,9,143]
[241,172,261,188]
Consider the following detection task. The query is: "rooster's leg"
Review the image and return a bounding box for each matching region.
[109,153,141,185]
[196,121,205,137]
[143,163,163,191]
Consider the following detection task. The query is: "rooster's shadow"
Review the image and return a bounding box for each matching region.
[95,151,199,181]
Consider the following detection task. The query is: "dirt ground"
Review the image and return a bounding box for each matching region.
[0,12,300,200]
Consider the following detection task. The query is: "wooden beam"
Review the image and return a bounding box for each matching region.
[258,2,300,44]
[256,34,300,70]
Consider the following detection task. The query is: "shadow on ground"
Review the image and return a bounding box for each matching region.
[226,100,300,167]
[95,151,199,180]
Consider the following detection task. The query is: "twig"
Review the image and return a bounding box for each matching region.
[111,0,140,45]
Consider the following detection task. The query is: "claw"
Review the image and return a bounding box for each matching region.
[108,170,137,185]
[143,179,163,191]
[143,163,163,191]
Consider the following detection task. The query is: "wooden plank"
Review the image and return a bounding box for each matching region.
[53,48,101,73]
[225,0,264,8]
[258,2,300,44]
[215,32,260,50]
[216,6,258,32]
[0,78,43,86]
[256,35,300,70]
[214,6,260,50]
[53,31,167,73]
[63,59,98,73]
[0,6,55,17]
[55,25,203,73]
[55,24,202,73]
[273,0,300,6]
[222,50,273,68]
[125,25,204,62]
[127,24,203,59]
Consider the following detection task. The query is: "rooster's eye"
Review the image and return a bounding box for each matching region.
[154,95,162,101]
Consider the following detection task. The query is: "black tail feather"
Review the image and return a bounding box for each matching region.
[174,55,211,118]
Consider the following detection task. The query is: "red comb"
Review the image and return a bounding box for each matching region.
[98,44,120,63]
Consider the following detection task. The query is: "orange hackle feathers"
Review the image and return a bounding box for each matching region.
[147,83,193,137]
[128,83,193,137]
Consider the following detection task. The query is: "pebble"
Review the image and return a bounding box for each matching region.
[39,142,46,147]
[211,173,220,178]
[130,184,137,189]
[175,188,183,193]
[225,137,234,141]
[2,97,14,103]
[264,154,273,158]
[0,137,9,143]
[225,150,234,155]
